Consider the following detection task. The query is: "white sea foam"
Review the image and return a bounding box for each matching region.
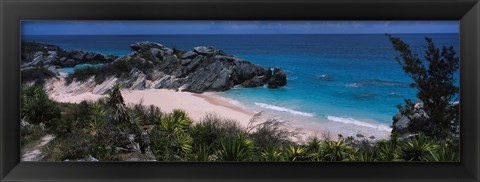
[254,102,315,117]
[346,83,359,88]
[58,71,69,77]
[232,85,244,89]
[326,115,392,132]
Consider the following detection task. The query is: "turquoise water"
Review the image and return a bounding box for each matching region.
[57,63,104,75]
[23,34,459,134]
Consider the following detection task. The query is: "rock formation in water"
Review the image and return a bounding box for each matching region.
[22,41,288,94]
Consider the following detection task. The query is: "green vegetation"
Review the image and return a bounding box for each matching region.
[21,85,61,130]
[21,84,459,161]
[65,67,100,84]
[387,34,460,139]
[66,57,154,84]
[21,67,56,84]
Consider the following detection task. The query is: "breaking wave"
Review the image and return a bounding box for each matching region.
[327,115,392,132]
[254,102,315,117]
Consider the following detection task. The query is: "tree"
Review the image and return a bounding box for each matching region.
[386,34,459,139]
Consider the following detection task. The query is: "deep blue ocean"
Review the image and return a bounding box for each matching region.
[22,34,459,134]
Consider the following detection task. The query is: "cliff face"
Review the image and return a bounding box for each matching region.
[22,41,287,94]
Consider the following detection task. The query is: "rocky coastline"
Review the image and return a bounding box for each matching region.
[21,41,288,94]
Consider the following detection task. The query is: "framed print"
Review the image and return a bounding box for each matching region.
[1,0,479,181]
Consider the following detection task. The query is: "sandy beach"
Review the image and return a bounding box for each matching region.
[122,89,256,127]
[45,78,390,142]
[49,88,254,127]
[45,77,255,127]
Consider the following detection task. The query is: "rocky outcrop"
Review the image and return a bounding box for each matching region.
[392,102,459,138]
[268,68,287,88]
[21,41,118,69]
[21,42,64,64]
[392,102,427,136]
[34,41,287,94]
[129,42,174,62]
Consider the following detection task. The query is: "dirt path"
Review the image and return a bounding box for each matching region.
[22,135,55,161]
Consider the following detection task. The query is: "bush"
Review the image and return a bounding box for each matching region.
[21,67,56,85]
[189,114,243,149]
[194,144,212,161]
[20,121,47,147]
[66,67,99,84]
[21,85,61,130]
[140,50,156,61]
[42,131,93,161]
[150,110,194,161]
[217,133,255,161]
[353,148,378,162]
[260,144,283,161]
[247,117,298,149]
[399,133,438,161]
[284,145,307,161]
[321,138,354,161]
[428,139,459,161]
[129,103,163,126]
[375,140,400,161]
[306,136,322,152]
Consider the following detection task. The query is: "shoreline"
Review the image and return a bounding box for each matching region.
[45,78,391,142]
[121,89,256,128]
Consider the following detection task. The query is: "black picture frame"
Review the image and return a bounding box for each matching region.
[1,0,479,181]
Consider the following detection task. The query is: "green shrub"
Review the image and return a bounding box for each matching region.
[171,132,194,157]
[66,67,99,84]
[20,122,47,147]
[217,133,255,161]
[189,114,243,149]
[90,142,119,161]
[42,132,93,161]
[194,144,212,161]
[284,145,307,161]
[375,140,400,161]
[157,110,192,135]
[140,50,155,61]
[428,141,459,161]
[21,85,61,130]
[306,136,322,152]
[66,57,153,85]
[322,138,354,161]
[130,103,163,126]
[400,133,438,161]
[247,117,297,149]
[353,148,377,162]
[150,110,194,161]
[260,144,283,161]
[21,67,56,84]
